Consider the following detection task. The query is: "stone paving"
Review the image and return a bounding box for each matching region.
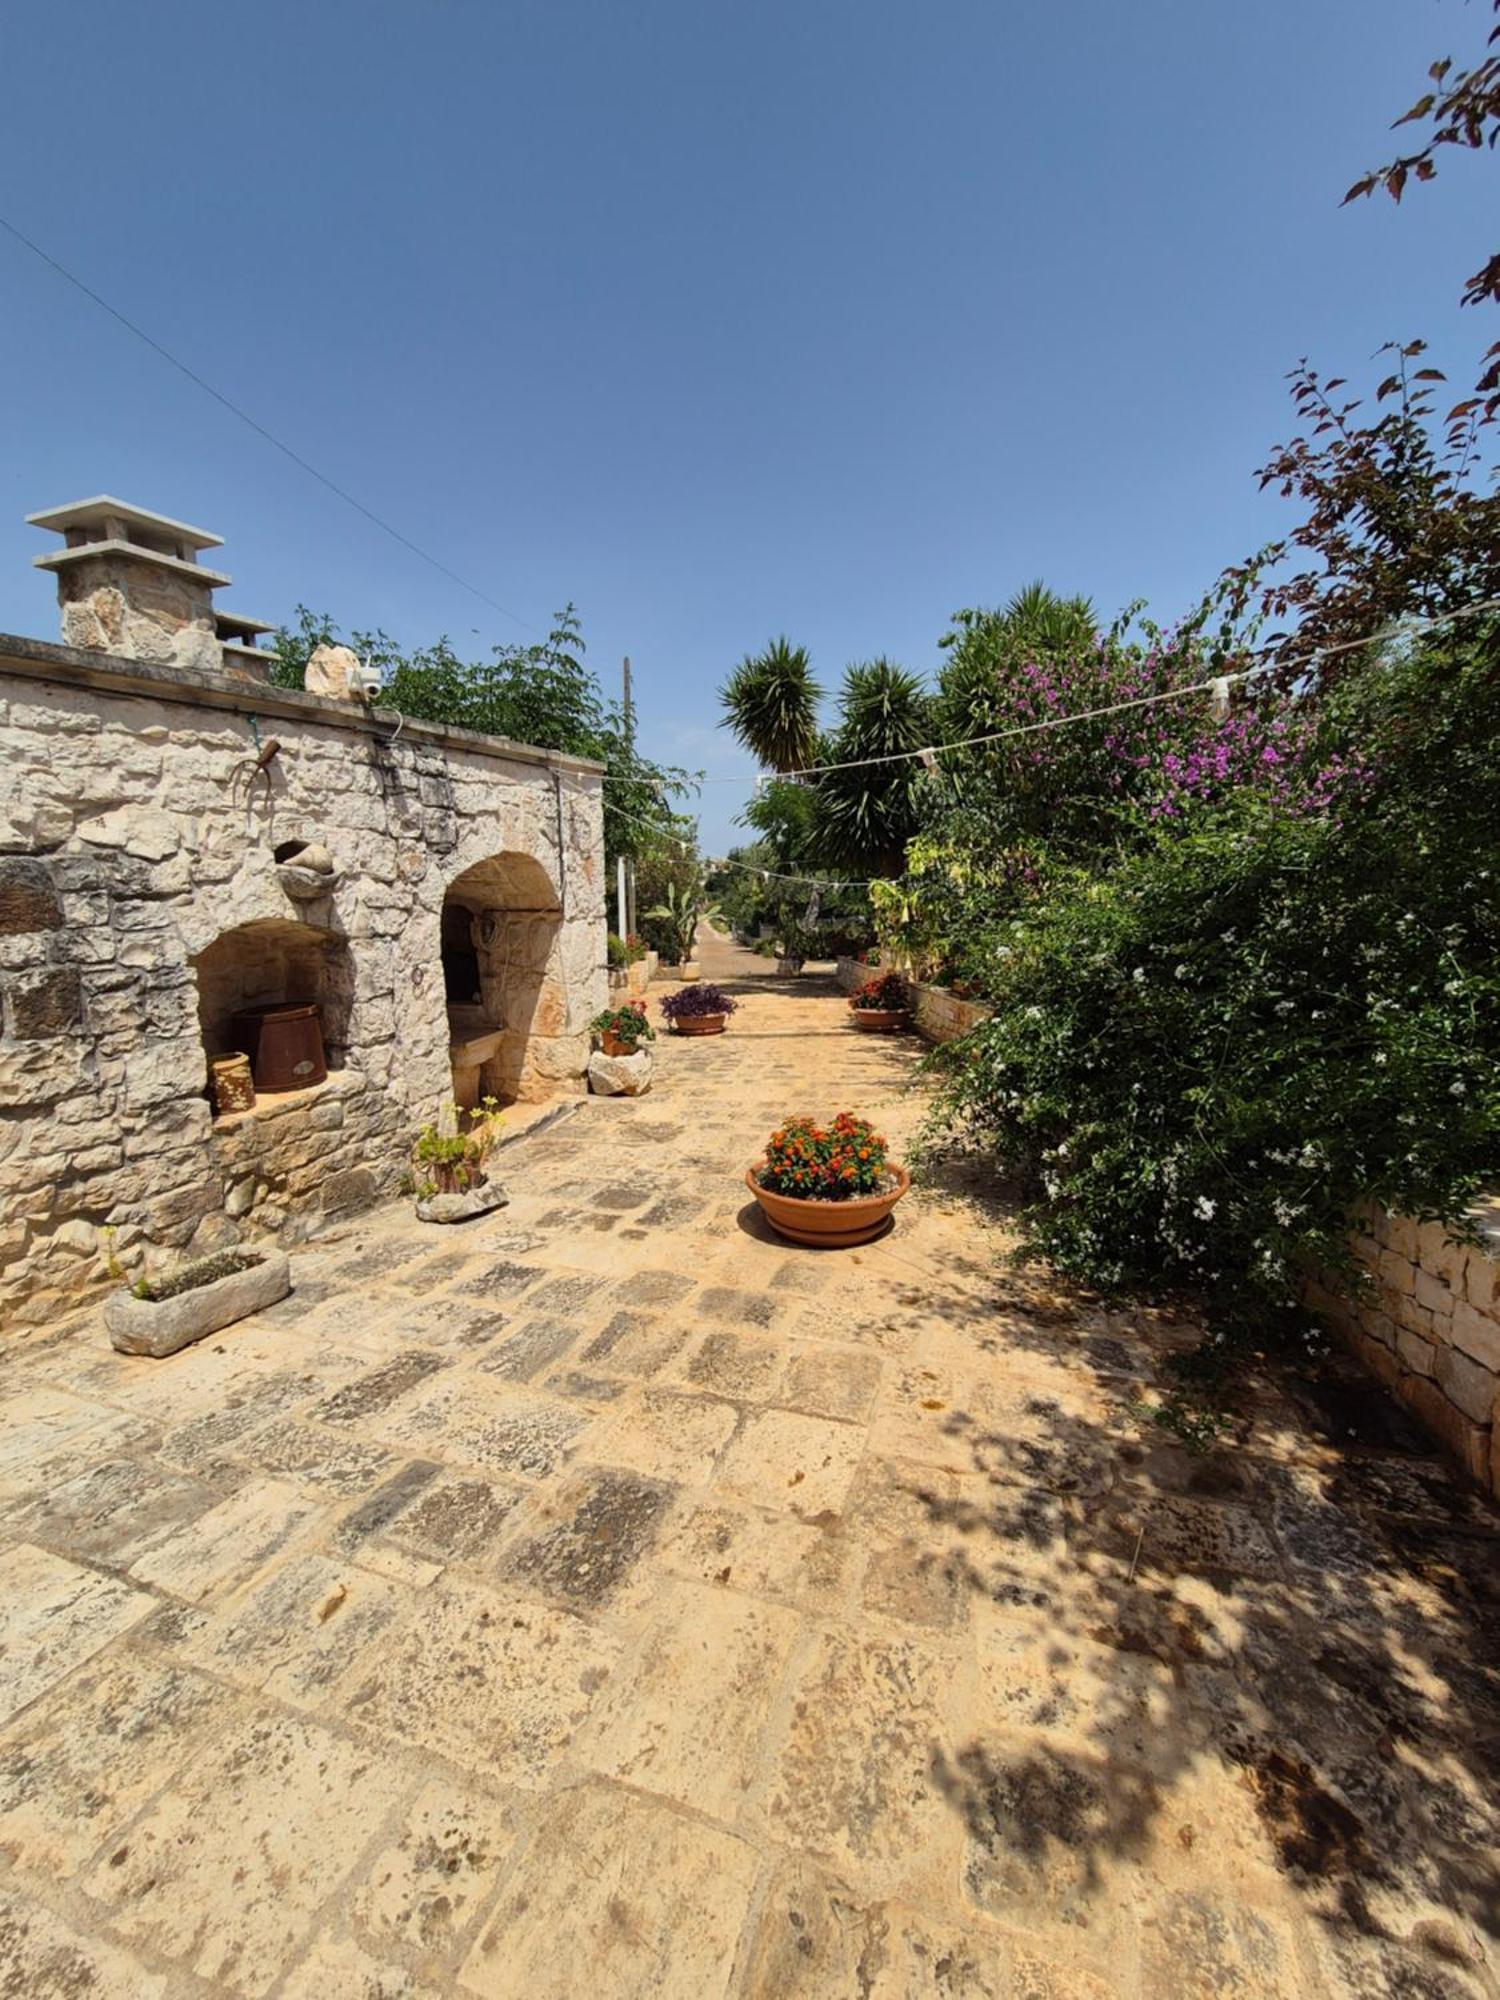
[1,936,1497,1998]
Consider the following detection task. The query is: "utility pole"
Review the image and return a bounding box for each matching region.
[621,656,637,940]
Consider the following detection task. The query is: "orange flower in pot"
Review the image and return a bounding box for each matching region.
[746,1112,909,1247]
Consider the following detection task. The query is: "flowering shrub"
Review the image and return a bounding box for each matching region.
[588,1001,654,1049]
[922,626,1500,1320]
[660,982,739,1021]
[756,1113,891,1200]
[849,972,907,1012]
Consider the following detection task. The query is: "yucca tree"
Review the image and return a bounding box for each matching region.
[813,659,935,878]
[1001,580,1098,655]
[719,638,823,774]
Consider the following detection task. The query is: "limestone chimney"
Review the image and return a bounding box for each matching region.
[27,496,273,681]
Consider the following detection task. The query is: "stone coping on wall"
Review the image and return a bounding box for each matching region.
[0,633,605,779]
[210,1066,366,1134]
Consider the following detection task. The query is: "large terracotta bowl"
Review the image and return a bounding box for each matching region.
[673,1013,727,1037]
[849,1008,907,1033]
[745,1165,910,1247]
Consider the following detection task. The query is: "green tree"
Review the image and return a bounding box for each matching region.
[271,605,692,866]
[718,638,823,774]
[812,659,934,878]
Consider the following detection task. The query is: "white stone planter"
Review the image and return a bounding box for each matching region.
[104,1249,291,1358]
[416,1180,510,1224]
[588,1048,654,1096]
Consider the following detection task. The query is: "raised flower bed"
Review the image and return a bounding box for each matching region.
[660,983,739,1038]
[745,1112,909,1247]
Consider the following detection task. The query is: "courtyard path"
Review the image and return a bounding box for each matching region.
[0,938,1496,1998]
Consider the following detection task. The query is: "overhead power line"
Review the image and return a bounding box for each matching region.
[0,212,540,636]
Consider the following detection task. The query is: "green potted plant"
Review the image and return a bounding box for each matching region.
[644,881,720,979]
[660,982,740,1037]
[745,1112,909,1247]
[409,1099,509,1222]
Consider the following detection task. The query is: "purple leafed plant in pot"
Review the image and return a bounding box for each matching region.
[659,982,739,1037]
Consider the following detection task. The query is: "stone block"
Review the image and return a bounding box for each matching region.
[1377,1247,1414,1294]
[1433,1342,1499,1425]
[1413,1266,1453,1318]
[1395,1328,1436,1377]
[1351,1328,1401,1389]
[320,1165,379,1216]
[1362,1308,1396,1349]
[1386,1213,1420,1260]
[588,1049,654,1097]
[1450,1299,1500,1372]
[1465,1253,1497,1313]
[0,857,62,934]
[3,966,83,1039]
[1397,1374,1490,1484]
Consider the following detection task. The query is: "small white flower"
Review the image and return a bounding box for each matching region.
[1132,967,1145,985]
[1450,1079,1467,1097]
[1194,1195,1217,1220]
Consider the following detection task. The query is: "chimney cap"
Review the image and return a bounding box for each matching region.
[215,609,278,641]
[26,495,224,551]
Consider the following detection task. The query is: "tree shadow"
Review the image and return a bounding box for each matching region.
[877,1162,1500,1988]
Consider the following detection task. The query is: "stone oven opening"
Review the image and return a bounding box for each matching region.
[191,917,354,1107]
[441,852,563,1108]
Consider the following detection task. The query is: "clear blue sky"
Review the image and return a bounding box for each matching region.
[1,0,1491,851]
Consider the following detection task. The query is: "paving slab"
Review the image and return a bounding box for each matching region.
[0,936,1494,1997]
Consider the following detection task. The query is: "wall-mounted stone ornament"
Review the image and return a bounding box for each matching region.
[274,839,340,902]
[304,644,380,703]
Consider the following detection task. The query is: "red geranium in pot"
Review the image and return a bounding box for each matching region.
[848,971,909,1032]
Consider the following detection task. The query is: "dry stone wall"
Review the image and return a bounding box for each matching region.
[0,639,606,1325]
[1306,1202,1500,1499]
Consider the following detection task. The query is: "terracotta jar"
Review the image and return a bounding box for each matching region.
[209,1052,255,1116]
[745,1164,910,1248]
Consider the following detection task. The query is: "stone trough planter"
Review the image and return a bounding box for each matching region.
[416,1180,510,1224]
[104,1248,291,1357]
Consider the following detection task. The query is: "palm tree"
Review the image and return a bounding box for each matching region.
[718,639,823,774]
[813,659,934,878]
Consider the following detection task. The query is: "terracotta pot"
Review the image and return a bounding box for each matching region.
[745,1164,910,1248]
[673,1013,726,1037]
[850,1008,907,1033]
[601,1031,641,1058]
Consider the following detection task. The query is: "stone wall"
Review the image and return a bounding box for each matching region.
[0,635,606,1324]
[834,958,991,1042]
[909,981,992,1045]
[1306,1201,1500,1498]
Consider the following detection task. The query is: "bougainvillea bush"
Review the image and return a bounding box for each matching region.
[849,972,907,1012]
[659,982,740,1021]
[922,625,1500,1318]
[756,1114,891,1200]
